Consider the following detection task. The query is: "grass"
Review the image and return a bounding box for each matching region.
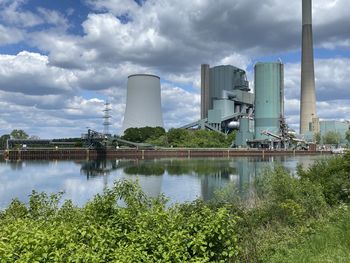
[269,206,350,263]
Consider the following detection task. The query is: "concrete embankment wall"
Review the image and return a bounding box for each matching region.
[3,148,332,160]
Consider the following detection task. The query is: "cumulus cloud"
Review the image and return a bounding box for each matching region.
[0,0,349,137]
[161,83,200,129]
[0,51,77,95]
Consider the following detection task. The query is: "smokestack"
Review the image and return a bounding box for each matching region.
[300,0,317,134]
[201,64,210,119]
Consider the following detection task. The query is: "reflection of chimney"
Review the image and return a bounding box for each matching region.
[201,64,210,119]
[300,0,317,134]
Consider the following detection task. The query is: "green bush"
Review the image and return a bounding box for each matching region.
[252,167,327,226]
[122,127,166,143]
[167,128,235,148]
[297,151,350,206]
[0,180,240,262]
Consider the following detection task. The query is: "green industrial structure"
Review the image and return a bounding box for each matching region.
[183,62,292,149]
[319,121,349,145]
[183,60,348,149]
[235,61,290,148]
[182,64,253,134]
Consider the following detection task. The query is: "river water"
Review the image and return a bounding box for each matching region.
[0,155,329,209]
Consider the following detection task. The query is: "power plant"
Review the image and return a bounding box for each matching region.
[119,0,348,148]
[122,74,164,133]
[300,0,318,136]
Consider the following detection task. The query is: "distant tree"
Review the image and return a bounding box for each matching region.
[122,127,165,143]
[166,128,235,148]
[0,134,10,149]
[122,128,143,142]
[313,132,321,144]
[322,131,342,145]
[346,130,350,144]
[167,128,189,147]
[10,129,29,139]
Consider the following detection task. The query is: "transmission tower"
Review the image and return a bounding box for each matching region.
[103,100,112,136]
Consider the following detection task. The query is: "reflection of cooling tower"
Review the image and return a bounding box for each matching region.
[122,174,163,198]
[300,0,317,134]
[122,74,164,133]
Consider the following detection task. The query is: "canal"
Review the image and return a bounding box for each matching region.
[0,155,329,209]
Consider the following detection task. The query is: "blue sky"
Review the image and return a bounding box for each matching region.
[0,0,349,138]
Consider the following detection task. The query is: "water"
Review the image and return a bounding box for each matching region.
[0,155,329,209]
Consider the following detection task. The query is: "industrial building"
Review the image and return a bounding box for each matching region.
[319,121,349,145]
[182,61,290,149]
[182,64,253,134]
[122,74,164,134]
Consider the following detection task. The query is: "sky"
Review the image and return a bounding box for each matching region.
[0,0,349,138]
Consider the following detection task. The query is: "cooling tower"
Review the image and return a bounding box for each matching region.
[254,62,284,139]
[300,0,317,134]
[122,74,164,133]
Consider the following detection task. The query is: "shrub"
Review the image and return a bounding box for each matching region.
[297,151,350,206]
[0,180,241,262]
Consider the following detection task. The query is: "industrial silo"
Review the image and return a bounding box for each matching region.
[122,74,164,133]
[254,62,284,139]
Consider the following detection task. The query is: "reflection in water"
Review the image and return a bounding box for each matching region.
[78,156,328,202]
[0,155,330,209]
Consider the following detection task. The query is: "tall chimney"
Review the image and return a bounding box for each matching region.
[300,0,317,134]
[201,64,210,119]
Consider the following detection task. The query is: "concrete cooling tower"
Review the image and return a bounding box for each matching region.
[122,74,164,133]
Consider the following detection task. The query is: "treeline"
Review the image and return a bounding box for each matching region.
[122,126,236,148]
[1,152,350,261]
[0,129,29,149]
[314,130,350,145]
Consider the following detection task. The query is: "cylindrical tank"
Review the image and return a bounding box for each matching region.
[122,74,164,133]
[254,62,284,139]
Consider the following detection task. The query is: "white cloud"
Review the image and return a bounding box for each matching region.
[37,7,69,28]
[0,0,349,137]
[161,83,200,129]
[0,51,77,95]
[0,24,24,45]
[0,0,43,28]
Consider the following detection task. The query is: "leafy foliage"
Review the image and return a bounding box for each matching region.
[346,129,350,144]
[237,152,350,262]
[0,134,10,149]
[122,126,166,143]
[167,128,235,148]
[121,127,235,148]
[0,180,240,262]
[2,153,350,262]
[10,129,29,139]
[322,131,342,145]
[297,151,350,206]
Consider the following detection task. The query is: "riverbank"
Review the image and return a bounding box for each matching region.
[4,147,332,160]
[0,152,348,262]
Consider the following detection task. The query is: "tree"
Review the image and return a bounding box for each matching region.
[122,127,166,143]
[0,134,10,149]
[10,129,29,139]
[346,129,350,144]
[322,131,341,145]
[313,132,321,144]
